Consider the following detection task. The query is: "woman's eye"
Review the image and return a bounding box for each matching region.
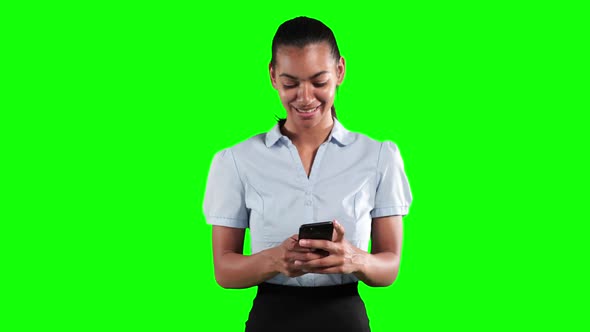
[282,82,327,89]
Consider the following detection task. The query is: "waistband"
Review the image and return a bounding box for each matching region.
[257,282,359,297]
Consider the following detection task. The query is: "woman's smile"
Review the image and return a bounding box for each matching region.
[293,104,322,118]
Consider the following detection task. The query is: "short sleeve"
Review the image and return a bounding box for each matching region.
[203,148,249,228]
[371,141,413,218]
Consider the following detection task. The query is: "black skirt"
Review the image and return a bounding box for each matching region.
[245,282,371,332]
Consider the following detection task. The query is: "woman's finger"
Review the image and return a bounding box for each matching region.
[332,220,345,242]
[289,251,324,262]
[298,239,340,255]
[284,234,313,252]
[297,255,344,270]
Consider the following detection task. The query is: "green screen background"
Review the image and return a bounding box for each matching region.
[3,1,588,331]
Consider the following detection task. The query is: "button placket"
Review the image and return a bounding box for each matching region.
[303,186,314,223]
[305,192,312,205]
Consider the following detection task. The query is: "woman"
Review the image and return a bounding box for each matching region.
[203,16,412,332]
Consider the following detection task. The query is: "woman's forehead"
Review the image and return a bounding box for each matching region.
[275,43,336,77]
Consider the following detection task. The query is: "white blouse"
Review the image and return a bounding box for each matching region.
[204,119,412,286]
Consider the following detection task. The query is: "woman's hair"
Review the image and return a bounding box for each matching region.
[271,16,341,125]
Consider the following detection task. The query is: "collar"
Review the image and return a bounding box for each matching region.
[264,118,354,148]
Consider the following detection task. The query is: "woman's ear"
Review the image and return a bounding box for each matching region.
[336,56,346,85]
[269,63,278,90]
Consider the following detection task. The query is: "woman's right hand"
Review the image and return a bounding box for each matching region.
[269,234,325,278]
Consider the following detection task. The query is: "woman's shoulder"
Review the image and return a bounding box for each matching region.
[344,126,398,151]
[340,126,406,168]
[212,132,269,159]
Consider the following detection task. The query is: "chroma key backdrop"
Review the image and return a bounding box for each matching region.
[2,1,587,331]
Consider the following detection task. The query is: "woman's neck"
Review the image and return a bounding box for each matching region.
[281,117,334,149]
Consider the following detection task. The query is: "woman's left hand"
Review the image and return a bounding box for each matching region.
[295,220,367,274]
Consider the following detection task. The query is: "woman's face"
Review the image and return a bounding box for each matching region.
[270,42,345,130]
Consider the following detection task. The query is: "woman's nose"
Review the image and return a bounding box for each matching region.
[296,83,314,103]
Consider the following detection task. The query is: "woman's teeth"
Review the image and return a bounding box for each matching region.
[296,106,319,113]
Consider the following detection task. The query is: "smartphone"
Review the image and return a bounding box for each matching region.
[298,221,334,241]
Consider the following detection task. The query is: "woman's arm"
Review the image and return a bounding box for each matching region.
[212,225,323,289]
[353,215,403,287]
[296,216,403,287]
[212,226,277,289]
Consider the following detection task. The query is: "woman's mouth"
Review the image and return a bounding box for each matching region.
[294,105,321,115]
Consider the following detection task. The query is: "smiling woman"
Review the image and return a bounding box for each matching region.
[271,42,343,129]
[203,16,413,332]
[269,18,343,131]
